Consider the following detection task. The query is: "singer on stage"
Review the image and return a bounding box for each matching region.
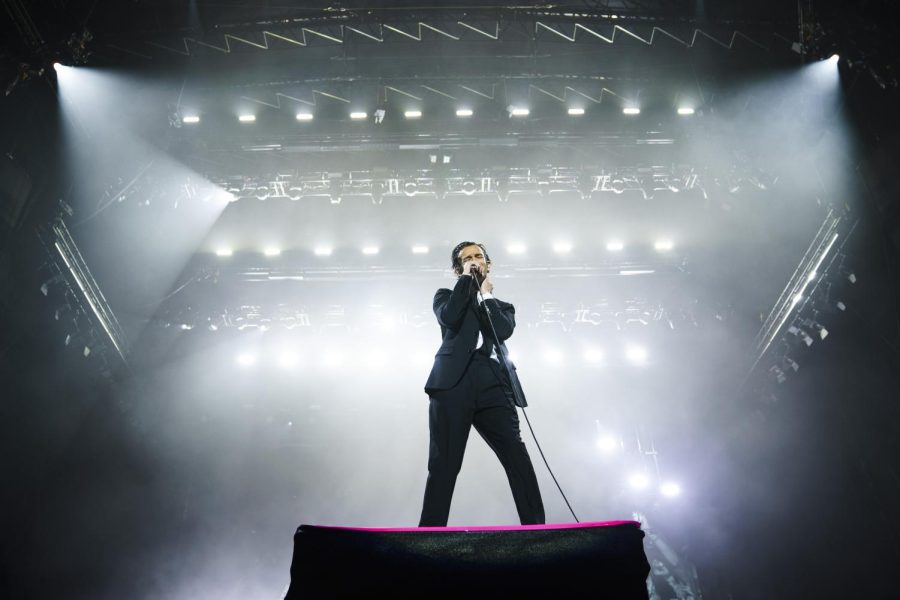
[419,241,545,527]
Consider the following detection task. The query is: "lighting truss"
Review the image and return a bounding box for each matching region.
[748,206,857,382]
[40,218,129,366]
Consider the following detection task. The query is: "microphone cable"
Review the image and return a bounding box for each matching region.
[470,267,581,523]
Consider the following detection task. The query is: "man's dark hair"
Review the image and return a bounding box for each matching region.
[451,241,491,276]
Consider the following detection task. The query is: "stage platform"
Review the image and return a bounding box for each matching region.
[285,520,649,598]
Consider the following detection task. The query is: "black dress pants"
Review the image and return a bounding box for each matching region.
[419,352,545,527]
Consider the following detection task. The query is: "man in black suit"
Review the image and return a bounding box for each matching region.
[419,241,545,527]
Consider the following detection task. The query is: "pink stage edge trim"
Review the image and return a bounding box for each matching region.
[311,520,641,533]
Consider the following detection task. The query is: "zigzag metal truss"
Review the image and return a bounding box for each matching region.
[239,80,633,111]
[145,19,786,57]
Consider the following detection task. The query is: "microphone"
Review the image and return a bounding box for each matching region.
[470,264,484,287]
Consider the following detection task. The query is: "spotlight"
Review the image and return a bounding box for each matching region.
[595,434,618,453]
[296,113,314,121]
[404,110,422,119]
[277,351,300,369]
[456,108,473,117]
[541,347,564,365]
[508,106,529,117]
[507,243,527,255]
[314,246,333,256]
[182,115,200,124]
[215,248,233,257]
[362,246,380,255]
[677,107,695,115]
[623,107,641,115]
[322,351,344,368]
[606,241,624,251]
[660,482,682,497]
[350,111,368,120]
[412,245,429,254]
[583,347,604,365]
[552,241,573,254]
[264,247,281,257]
[628,473,651,490]
[567,107,585,116]
[654,240,674,252]
[238,114,256,122]
[236,353,257,367]
[625,345,648,364]
[828,54,840,63]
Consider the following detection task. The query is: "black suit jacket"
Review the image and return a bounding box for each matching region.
[424,274,528,407]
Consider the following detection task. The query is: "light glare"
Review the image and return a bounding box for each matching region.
[182,115,200,124]
[510,107,530,116]
[350,111,367,120]
[296,113,314,121]
[567,107,585,116]
[553,241,573,254]
[215,248,233,257]
[404,110,422,119]
[623,107,641,115]
[507,243,527,255]
[677,107,695,115]
[606,241,624,251]
[661,482,682,497]
[362,246,380,255]
[456,109,473,117]
[314,247,333,256]
[264,247,281,257]
[412,245,429,254]
[238,114,256,122]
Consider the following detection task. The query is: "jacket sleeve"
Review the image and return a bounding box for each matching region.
[433,275,476,330]
[484,298,515,342]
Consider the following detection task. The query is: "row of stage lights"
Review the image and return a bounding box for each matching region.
[180,105,695,125]
[595,435,683,498]
[213,240,676,257]
[230,344,650,371]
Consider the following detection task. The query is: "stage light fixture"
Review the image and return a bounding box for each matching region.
[350,111,368,120]
[654,240,674,252]
[677,107,695,115]
[553,241,573,254]
[362,246,380,255]
[296,113,314,121]
[456,108,473,117]
[567,107,585,116]
[628,473,651,490]
[314,247,333,256]
[583,347,604,365]
[509,106,529,117]
[596,434,618,453]
[623,107,641,115]
[182,115,200,124]
[828,54,840,63]
[236,353,257,367]
[606,241,624,251]
[215,248,233,257]
[277,351,300,369]
[541,347,564,365]
[322,351,344,368]
[404,110,422,119]
[507,243,527,255]
[660,482,682,497]
[412,245,429,254]
[238,114,256,122]
[264,247,281,257]
[625,345,648,364]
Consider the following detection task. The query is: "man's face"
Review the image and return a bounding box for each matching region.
[457,244,489,275]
